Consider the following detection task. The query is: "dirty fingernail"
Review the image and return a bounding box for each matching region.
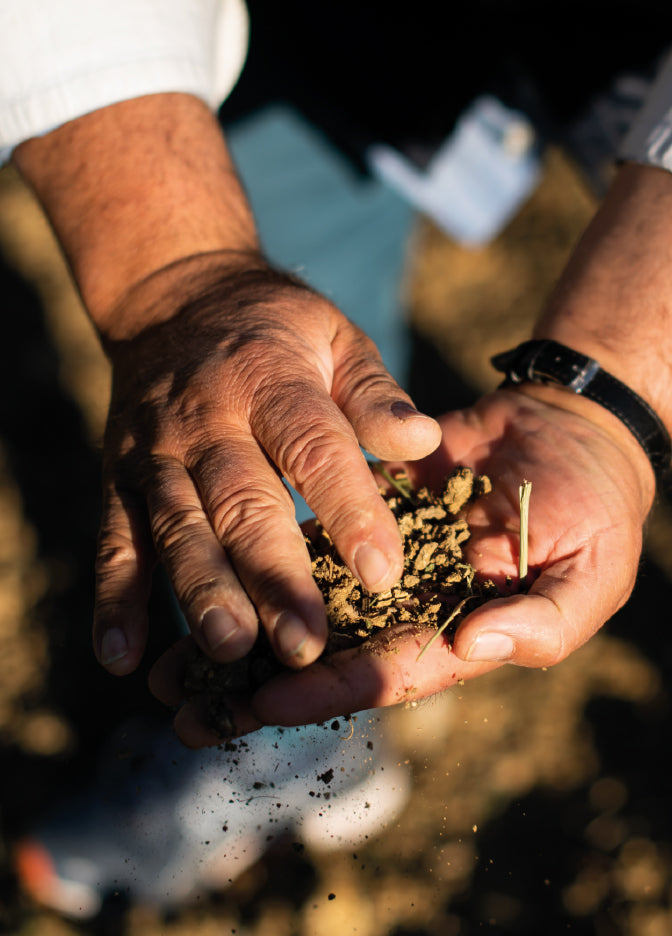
[201,607,240,653]
[466,632,515,662]
[100,627,128,665]
[391,401,431,420]
[353,542,392,590]
[275,611,309,660]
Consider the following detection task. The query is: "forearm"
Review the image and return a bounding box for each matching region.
[534,162,672,439]
[12,93,261,340]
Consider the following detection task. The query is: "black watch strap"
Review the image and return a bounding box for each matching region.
[491,339,672,481]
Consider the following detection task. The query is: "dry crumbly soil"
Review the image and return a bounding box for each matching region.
[4,151,672,936]
[308,467,496,653]
[187,467,500,736]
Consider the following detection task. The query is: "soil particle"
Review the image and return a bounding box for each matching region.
[185,466,500,734]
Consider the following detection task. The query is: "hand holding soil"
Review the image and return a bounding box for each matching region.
[244,387,653,729]
[152,384,654,744]
[184,466,500,735]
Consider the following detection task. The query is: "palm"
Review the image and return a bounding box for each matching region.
[250,388,652,727]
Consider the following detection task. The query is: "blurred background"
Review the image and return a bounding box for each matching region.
[3,143,672,936]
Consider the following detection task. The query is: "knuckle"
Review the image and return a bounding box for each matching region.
[151,505,205,556]
[134,452,183,494]
[277,426,349,491]
[210,486,293,547]
[172,395,224,437]
[95,529,138,580]
[540,645,566,668]
[210,492,273,540]
[328,503,380,548]
[539,625,570,667]
[342,365,396,400]
[252,377,325,429]
[334,335,392,386]
[93,590,134,620]
[179,577,227,615]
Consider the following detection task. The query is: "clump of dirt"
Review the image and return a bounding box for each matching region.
[314,465,498,652]
[185,466,500,734]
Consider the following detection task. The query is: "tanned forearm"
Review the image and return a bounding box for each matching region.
[534,162,672,442]
[12,93,261,340]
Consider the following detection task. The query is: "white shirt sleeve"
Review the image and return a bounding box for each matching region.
[0,0,249,164]
[619,49,672,171]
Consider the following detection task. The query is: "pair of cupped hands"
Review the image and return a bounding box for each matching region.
[92,262,654,747]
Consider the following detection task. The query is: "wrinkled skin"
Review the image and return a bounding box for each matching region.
[11,95,439,682]
[150,384,655,746]
[93,263,442,677]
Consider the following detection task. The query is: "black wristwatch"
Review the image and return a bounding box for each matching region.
[491,339,672,482]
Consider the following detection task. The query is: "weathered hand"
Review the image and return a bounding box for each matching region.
[11,94,441,684]
[235,384,656,730]
[93,259,442,677]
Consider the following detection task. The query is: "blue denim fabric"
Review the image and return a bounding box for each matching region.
[227,105,414,386]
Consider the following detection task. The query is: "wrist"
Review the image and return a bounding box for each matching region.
[534,161,672,441]
[98,249,271,347]
[13,94,260,330]
[492,339,670,490]
[98,259,324,363]
[505,381,657,513]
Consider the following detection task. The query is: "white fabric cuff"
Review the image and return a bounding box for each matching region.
[0,0,248,164]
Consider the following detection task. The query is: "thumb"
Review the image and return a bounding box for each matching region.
[451,559,636,668]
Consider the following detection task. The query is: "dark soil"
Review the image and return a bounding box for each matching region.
[185,466,500,735]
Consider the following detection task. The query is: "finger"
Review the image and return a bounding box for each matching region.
[331,318,442,460]
[174,696,262,747]
[188,430,328,667]
[382,409,493,496]
[148,638,262,746]
[451,554,639,667]
[250,383,405,594]
[148,635,194,706]
[144,455,260,662]
[251,624,500,726]
[93,485,155,675]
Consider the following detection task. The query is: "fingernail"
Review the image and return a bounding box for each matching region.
[391,401,423,420]
[201,607,240,653]
[353,542,392,590]
[275,611,309,660]
[100,627,128,665]
[466,633,515,662]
